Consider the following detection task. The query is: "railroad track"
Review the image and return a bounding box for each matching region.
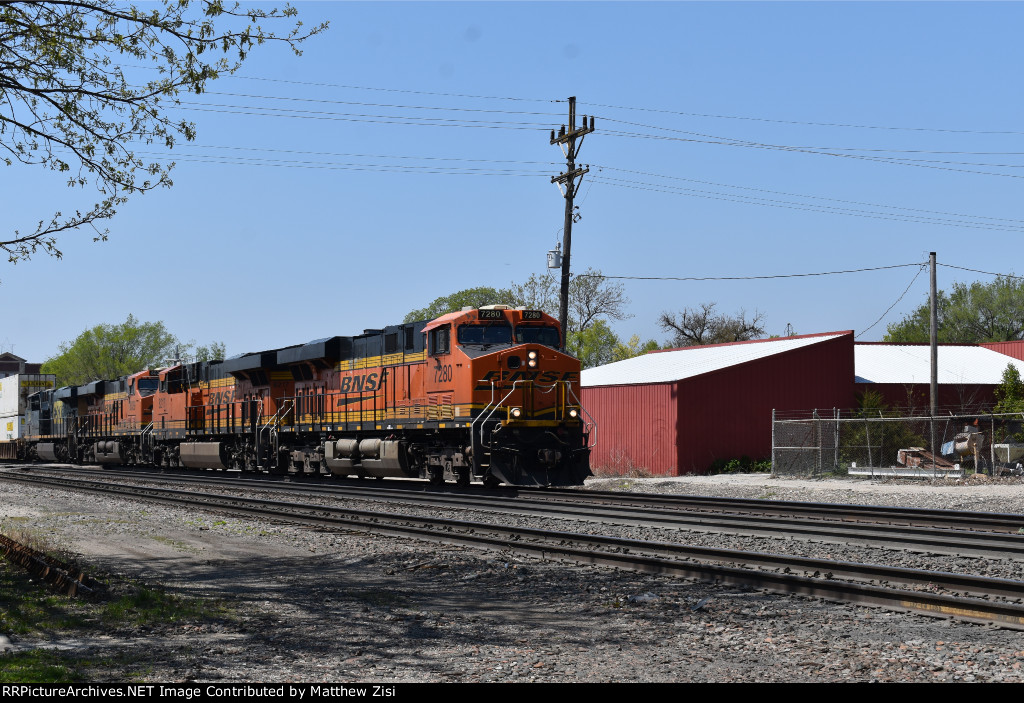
[11,465,1024,562]
[6,469,1024,630]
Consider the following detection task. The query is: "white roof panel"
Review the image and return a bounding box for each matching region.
[854,344,1024,385]
[582,333,846,387]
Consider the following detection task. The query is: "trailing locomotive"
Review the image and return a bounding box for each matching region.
[16,306,593,487]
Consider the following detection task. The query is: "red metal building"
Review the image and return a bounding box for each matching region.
[854,342,1024,413]
[581,331,856,476]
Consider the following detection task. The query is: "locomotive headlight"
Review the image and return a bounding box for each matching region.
[528,351,538,360]
[510,407,522,419]
[528,358,537,368]
[569,408,579,418]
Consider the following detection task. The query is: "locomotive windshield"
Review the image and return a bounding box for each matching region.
[515,326,560,348]
[137,378,159,397]
[458,323,513,346]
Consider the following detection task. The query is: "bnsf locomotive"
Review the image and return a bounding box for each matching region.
[15,306,592,487]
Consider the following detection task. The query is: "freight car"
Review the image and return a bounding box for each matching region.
[16,306,593,487]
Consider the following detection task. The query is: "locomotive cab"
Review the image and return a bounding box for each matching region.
[421,305,591,487]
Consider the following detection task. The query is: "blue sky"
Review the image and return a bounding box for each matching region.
[4,1,1024,363]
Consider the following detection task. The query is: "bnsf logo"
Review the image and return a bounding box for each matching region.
[210,390,235,404]
[475,370,578,390]
[338,372,380,394]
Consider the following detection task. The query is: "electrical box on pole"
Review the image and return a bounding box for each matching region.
[547,243,562,269]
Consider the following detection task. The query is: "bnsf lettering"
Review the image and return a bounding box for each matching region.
[339,372,379,394]
[209,390,235,404]
[475,370,578,390]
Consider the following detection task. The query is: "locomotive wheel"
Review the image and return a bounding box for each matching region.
[483,474,501,489]
[427,466,443,485]
[455,467,470,487]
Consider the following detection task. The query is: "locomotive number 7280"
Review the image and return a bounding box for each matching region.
[434,364,452,384]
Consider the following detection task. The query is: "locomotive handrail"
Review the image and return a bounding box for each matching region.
[566,384,597,450]
[256,399,292,470]
[140,421,154,461]
[474,379,523,448]
[473,378,568,449]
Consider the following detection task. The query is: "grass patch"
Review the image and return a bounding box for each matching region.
[0,550,231,682]
[101,586,226,627]
[0,650,81,683]
[0,562,91,635]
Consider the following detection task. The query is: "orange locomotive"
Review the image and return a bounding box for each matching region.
[26,306,592,487]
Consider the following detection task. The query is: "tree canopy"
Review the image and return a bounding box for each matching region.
[405,269,629,335]
[658,303,766,347]
[994,364,1024,415]
[403,270,646,368]
[884,276,1024,344]
[403,286,513,324]
[41,314,226,385]
[1,0,325,263]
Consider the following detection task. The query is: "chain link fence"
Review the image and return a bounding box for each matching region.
[772,409,1024,478]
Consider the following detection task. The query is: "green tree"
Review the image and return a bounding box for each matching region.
[884,276,1024,343]
[403,286,513,323]
[506,269,629,336]
[404,268,630,337]
[1,1,325,263]
[611,334,661,363]
[994,364,1024,415]
[42,315,225,385]
[839,389,926,468]
[566,320,621,369]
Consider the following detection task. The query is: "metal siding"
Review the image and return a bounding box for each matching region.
[583,333,855,476]
[0,374,57,417]
[858,382,996,413]
[983,341,1024,363]
[1,414,20,440]
[855,344,1024,385]
[675,333,855,473]
[582,383,678,476]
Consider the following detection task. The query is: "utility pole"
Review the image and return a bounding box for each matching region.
[929,251,938,419]
[550,96,595,344]
[930,251,938,456]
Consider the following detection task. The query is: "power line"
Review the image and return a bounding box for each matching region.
[588,176,1024,232]
[590,165,1024,225]
[856,265,928,339]
[201,91,563,117]
[574,263,926,282]
[598,127,1024,180]
[173,101,553,128]
[581,101,1024,136]
[937,264,1024,281]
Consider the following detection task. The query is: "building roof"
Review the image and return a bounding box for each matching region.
[581,332,850,388]
[854,343,1024,385]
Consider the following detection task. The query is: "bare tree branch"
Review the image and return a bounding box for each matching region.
[659,303,766,346]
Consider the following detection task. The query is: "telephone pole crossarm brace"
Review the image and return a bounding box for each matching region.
[549,96,595,344]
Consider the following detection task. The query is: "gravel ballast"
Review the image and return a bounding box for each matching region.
[3,471,1024,683]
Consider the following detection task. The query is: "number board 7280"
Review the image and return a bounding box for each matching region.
[477,309,504,320]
